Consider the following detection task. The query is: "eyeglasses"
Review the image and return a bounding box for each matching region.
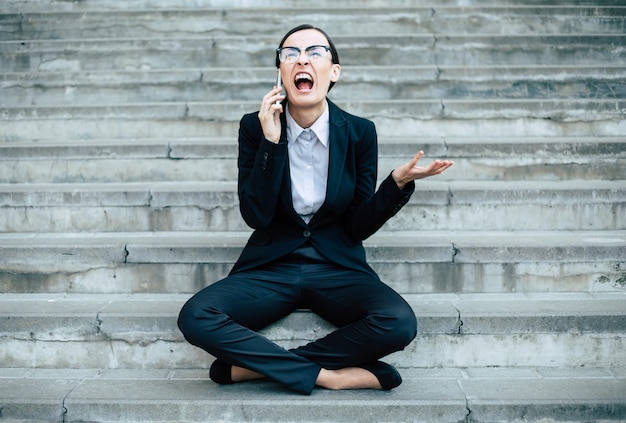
[276,45,331,63]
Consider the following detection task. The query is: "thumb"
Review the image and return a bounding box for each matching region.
[409,151,425,168]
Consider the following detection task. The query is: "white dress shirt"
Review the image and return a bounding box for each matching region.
[286,101,330,224]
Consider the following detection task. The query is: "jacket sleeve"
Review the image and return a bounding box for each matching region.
[237,113,289,229]
[343,120,415,241]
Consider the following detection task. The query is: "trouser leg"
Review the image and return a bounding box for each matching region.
[177,264,321,395]
[291,263,418,369]
[178,260,417,394]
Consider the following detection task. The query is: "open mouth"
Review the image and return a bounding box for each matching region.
[295,73,314,91]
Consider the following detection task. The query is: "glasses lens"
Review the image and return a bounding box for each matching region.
[278,46,331,63]
[279,47,300,63]
[306,46,329,60]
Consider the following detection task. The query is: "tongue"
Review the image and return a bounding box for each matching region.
[297,81,313,91]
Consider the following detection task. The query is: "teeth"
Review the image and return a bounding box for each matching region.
[295,73,313,82]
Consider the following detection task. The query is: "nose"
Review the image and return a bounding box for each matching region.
[296,49,309,65]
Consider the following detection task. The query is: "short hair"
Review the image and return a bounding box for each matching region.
[275,24,340,91]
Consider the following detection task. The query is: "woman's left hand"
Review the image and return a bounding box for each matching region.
[392,151,454,189]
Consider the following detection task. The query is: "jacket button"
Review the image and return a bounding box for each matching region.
[303,230,311,238]
[261,152,269,170]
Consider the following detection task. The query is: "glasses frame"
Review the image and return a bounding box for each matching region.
[276,45,332,64]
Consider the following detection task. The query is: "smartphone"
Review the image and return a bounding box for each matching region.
[275,69,282,105]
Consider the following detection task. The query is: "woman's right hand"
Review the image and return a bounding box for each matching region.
[258,86,285,144]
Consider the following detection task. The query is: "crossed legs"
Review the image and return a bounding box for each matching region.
[177,260,417,395]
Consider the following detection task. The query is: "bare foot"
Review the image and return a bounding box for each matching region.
[231,365,266,382]
[315,367,382,390]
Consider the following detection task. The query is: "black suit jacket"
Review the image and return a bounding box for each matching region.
[229,99,415,278]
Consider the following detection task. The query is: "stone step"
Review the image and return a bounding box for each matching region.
[3,109,624,141]
[3,0,625,12]
[0,180,623,233]
[3,99,624,121]
[3,6,624,42]
[1,292,624,370]
[1,35,624,72]
[0,231,623,294]
[1,367,624,423]
[1,137,624,183]
[1,99,624,144]
[0,2,623,421]
[2,66,625,106]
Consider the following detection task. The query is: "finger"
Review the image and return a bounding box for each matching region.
[272,103,283,116]
[259,101,282,121]
[268,95,285,110]
[272,87,284,101]
[267,86,283,97]
[417,160,450,176]
[425,160,444,172]
[431,161,453,174]
[260,100,283,120]
[439,161,454,172]
[261,87,283,106]
[409,151,425,168]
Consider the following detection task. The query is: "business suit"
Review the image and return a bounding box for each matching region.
[178,100,418,395]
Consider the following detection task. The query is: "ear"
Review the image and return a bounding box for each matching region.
[330,64,341,82]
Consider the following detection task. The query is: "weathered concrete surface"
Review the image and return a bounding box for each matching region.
[0,367,624,422]
[1,1,625,421]
[1,292,624,369]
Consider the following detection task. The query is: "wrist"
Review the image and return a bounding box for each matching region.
[391,169,408,189]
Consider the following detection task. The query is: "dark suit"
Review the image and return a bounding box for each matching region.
[178,100,418,395]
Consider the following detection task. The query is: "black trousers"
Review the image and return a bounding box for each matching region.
[177,247,417,395]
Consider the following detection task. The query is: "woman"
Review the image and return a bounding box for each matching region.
[178,24,453,395]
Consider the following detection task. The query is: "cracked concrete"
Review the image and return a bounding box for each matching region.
[123,245,130,264]
[452,243,460,263]
[1,367,624,422]
[455,309,464,335]
[3,293,624,370]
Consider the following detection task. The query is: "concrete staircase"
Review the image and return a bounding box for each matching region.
[1,1,625,422]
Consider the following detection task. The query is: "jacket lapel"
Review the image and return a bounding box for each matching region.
[277,108,303,223]
[309,100,348,226]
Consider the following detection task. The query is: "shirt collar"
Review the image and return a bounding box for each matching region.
[286,100,330,147]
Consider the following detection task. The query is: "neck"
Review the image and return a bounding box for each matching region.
[288,100,327,129]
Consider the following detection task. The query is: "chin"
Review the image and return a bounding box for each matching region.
[289,91,324,106]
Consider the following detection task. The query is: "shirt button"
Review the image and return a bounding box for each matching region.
[303,230,311,238]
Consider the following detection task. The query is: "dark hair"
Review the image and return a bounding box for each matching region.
[275,24,340,91]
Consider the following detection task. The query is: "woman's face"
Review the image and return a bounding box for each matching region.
[279,29,341,110]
